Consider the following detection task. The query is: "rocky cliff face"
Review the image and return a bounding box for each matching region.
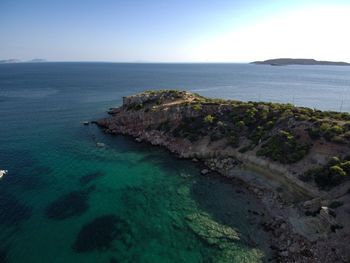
[97,90,350,262]
[98,90,349,196]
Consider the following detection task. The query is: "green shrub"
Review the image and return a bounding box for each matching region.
[305,156,350,189]
[329,156,341,165]
[249,125,265,144]
[192,103,202,111]
[127,103,143,111]
[308,127,321,139]
[236,121,246,131]
[217,121,225,127]
[312,121,346,141]
[320,122,332,132]
[243,107,258,125]
[257,130,310,164]
[172,117,204,142]
[296,114,310,121]
[340,161,350,173]
[330,125,344,134]
[265,120,275,130]
[228,134,239,148]
[331,136,347,144]
[330,165,346,177]
[343,131,350,139]
[204,115,215,124]
[210,131,224,141]
[314,170,343,189]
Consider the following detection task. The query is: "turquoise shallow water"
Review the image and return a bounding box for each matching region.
[1,63,350,262]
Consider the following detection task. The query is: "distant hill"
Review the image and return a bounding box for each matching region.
[28,58,47,63]
[0,58,47,64]
[0,59,22,64]
[251,58,350,66]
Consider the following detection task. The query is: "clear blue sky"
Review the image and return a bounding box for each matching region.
[1,0,350,62]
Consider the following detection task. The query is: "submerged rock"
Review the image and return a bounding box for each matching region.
[186,212,264,262]
[0,192,32,226]
[79,171,104,185]
[177,185,190,196]
[179,172,192,178]
[0,248,8,263]
[186,213,239,246]
[72,214,129,253]
[109,258,119,263]
[216,245,264,263]
[45,186,95,220]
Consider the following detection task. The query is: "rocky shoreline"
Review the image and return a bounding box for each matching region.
[95,90,350,262]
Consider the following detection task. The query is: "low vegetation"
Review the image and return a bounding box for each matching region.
[301,156,350,189]
[308,120,349,144]
[257,130,310,164]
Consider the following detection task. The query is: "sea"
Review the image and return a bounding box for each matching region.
[1,62,350,263]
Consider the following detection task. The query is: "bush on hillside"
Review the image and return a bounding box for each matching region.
[257,130,310,164]
[204,115,215,124]
[303,156,349,189]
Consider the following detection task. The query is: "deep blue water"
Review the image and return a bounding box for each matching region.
[1,62,350,262]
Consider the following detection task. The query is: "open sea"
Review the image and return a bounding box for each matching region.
[1,62,350,263]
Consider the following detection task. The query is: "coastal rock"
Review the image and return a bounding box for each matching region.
[303,198,322,211]
[289,242,300,253]
[201,169,209,175]
[279,250,289,257]
[319,206,337,228]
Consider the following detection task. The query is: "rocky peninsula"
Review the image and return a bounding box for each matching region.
[96,90,350,262]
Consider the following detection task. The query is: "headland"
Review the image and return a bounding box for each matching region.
[96,90,350,262]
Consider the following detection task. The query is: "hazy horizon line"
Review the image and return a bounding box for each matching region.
[2,58,350,64]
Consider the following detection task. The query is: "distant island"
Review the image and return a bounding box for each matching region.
[0,58,47,64]
[28,58,47,63]
[252,58,350,66]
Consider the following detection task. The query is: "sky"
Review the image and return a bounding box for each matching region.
[1,0,350,62]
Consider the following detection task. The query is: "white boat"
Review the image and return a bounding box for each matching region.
[0,170,8,179]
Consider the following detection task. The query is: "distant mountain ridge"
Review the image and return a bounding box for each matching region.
[251,58,350,66]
